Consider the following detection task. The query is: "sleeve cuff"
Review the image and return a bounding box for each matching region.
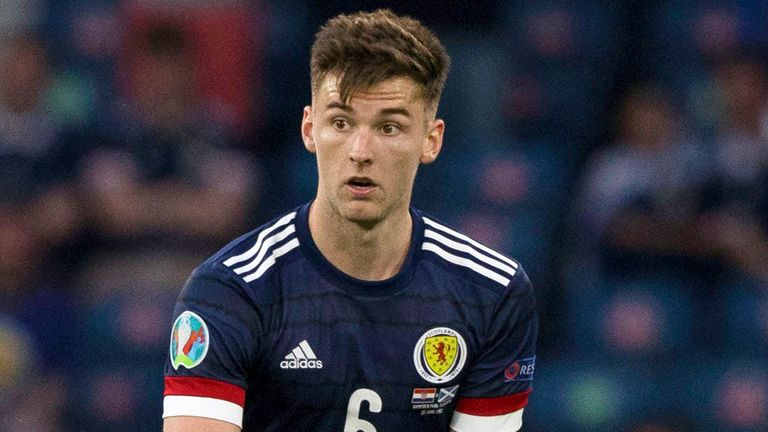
[163,376,246,427]
[455,389,531,416]
[163,395,243,428]
[451,408,524,431]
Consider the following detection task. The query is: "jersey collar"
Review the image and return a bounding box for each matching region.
[295,201,423,297]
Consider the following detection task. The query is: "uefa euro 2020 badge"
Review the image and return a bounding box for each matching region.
[170,311,210,370]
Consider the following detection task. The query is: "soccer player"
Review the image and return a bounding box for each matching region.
[163,9,538,432]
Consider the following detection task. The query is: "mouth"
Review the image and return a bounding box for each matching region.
[345,176,377,196]
[346,177,376,188]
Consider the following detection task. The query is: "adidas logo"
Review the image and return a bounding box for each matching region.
[280,340,323,369]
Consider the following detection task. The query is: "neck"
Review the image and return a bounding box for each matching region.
[308,201,412,281]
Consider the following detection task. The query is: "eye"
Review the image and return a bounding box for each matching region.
[381,123,400,135]
[333,119,349,130]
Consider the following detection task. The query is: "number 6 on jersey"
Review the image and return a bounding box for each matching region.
[344,389,382,432]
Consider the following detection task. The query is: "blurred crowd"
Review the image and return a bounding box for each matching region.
[1,1,767,431]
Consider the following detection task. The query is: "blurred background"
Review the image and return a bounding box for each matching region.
[1,0,767,431]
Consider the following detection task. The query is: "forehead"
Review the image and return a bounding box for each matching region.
[315,74,426,108]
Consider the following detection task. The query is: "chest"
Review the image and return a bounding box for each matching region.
[248,284,485,429]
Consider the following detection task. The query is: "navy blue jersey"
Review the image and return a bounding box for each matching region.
[163,203,538,431]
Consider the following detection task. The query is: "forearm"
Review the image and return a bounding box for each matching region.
[605,212,717,257]
[88,184,248,239]
[144,183,249,237]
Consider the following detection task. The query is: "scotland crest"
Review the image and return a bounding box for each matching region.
[413,327,467,384]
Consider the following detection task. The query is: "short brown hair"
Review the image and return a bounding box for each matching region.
[310,9,450,111]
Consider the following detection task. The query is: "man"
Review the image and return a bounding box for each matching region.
[163,9,537,431]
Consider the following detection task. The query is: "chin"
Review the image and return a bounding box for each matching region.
[338,201,384,225]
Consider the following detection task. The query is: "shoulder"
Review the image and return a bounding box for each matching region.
[186,208,303,295]
[417,211,531,298]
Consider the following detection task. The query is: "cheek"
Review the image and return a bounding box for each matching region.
[316,130,350,160]
[316,126,340,143]
[314,149,333,176]
[386,150,421,184]
[314,141,346,181]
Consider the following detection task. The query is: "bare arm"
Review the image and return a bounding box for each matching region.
[164,416,240,432]
[81,149,256,239]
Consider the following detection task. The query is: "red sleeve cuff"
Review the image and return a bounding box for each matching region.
[164,376,246,406]
[455,389,532,416]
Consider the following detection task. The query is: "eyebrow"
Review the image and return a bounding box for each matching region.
[379,107,412,118]
[325,101,413,118]
[326,101,353,112]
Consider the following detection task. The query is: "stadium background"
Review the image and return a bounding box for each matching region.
[1,0,767,431]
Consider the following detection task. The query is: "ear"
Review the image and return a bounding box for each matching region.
[420,119,444,164]
[301,106,316,154]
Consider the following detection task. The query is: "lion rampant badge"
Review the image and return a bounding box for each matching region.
[413,327,467,383]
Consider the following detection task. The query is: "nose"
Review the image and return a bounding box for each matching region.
[349,129,373,165]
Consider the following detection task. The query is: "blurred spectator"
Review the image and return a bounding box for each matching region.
[714,366,768,429]
[0,31,82,427]
[79,22,259,248]
[0,33,82,277]
[574,83,711,279]
[73,22,261,430]
[698,53,768,284]
[0,315,73,432]
[0,0,40,37]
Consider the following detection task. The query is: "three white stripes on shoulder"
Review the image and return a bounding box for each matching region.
[223,212,518,286]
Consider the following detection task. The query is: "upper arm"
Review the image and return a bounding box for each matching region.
[451,270,538,431]
[164,416,241,432]
[163,265,262,428]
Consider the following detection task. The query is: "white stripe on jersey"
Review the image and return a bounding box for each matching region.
[232,224,296,275]
[163,395,243,428]
[284,340,318,360]
[425,229,517,277]
[423,217,519,269]
[299,340,317,358]
[243,238,301,282]
[223,212,297,267]
[292,346,306,360]
[451,408,523,432]
[422,242,510,286]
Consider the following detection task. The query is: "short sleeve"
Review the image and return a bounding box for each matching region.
[162,264,263,428]
[452,269,538,431]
